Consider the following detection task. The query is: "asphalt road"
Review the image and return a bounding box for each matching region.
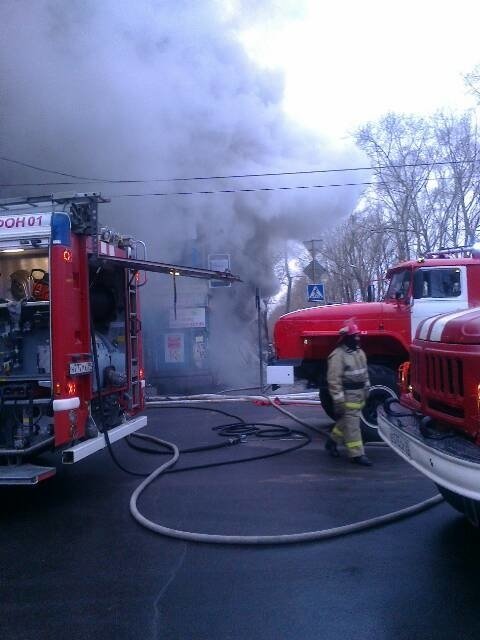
[1,400,479,640]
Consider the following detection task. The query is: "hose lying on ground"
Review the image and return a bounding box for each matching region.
[129,397,443,545]
[129,433,442,545]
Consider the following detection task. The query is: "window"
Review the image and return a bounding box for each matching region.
[385,269,412,300]
[413,268,461,299]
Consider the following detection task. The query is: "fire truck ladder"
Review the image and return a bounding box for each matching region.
[128,270,141,411]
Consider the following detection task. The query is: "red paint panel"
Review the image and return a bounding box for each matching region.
[51,235,91,446]
[274,301,411,361]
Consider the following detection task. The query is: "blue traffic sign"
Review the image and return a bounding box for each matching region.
[307,283,325,302]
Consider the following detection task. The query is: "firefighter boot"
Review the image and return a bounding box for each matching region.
[325,436,340,458]
[350,454,372,467]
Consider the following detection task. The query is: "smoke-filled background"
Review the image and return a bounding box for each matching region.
[0,0,364,388]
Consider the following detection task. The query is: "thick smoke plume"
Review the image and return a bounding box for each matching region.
[0,0,363,388]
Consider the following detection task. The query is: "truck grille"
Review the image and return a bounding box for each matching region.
[411,350,464,397]
[410,346,480,433]
[424,353,464,398]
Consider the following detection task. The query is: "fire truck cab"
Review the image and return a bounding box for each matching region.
[0,193,239,485]
[272,248,480,439]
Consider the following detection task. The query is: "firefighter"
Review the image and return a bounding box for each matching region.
[325,320,372,466]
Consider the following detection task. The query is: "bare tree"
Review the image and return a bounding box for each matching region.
[464,65,480,101]
[355,110,480,257]
[432,111,480,246]
[318,208,393,302]
[356,113,436,259]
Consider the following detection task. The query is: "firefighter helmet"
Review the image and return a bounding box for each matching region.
[339,319,360,336]
[31,269,49,301]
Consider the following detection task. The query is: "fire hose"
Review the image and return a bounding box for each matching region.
[128,393,443,544]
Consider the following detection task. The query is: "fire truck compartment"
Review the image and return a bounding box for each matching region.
[89,263,128,392]
[378,404,480,501]
[0,250,50,381]
[0,249,54,464]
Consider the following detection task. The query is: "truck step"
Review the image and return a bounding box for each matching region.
[0,463,56,485]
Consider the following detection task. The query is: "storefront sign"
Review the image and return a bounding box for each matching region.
[165,333,185,363]
[169,307,206,329]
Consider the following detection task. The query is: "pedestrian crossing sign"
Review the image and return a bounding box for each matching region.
[307,283,325,302]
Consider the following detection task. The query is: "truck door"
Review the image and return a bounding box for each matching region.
[51,232,91,446]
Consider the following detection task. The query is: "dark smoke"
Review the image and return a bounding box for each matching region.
[0,0,364,388]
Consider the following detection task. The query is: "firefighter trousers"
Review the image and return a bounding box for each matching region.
[331,403,365,458]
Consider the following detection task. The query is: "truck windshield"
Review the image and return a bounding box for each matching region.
[413,267,462,298]
[385,269,411,300]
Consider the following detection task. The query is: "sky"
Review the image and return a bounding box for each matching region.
[239,0,480,142]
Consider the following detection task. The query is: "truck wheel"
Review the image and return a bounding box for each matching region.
[361,364,398,442]
[319,364,398,442]
[435,485,480,527]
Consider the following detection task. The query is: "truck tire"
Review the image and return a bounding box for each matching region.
[361,364,398,442]
[435,485,480,527]
[319,364,398,442]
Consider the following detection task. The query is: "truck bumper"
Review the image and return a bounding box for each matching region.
[378,407,480,501]
[62,415,147,464]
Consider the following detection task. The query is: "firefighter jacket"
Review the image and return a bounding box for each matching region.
[327,343,370,408]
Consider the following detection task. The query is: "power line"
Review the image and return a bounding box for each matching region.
[109,180,376,197]
[0,175,468,200]
[0,154,477,188]
[0,156,107,183]
[99,171,469,198]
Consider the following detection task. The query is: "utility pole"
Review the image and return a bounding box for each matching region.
[304,239,323,280]
[303,238,323,305]
[256,287,265,391]
[311,240,316,282]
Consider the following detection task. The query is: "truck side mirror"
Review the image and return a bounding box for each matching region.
[367,284,375,302]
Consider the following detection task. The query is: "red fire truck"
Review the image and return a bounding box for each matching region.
[378,306,480,526]
[0,193,238,485]
[273,247,480,439]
